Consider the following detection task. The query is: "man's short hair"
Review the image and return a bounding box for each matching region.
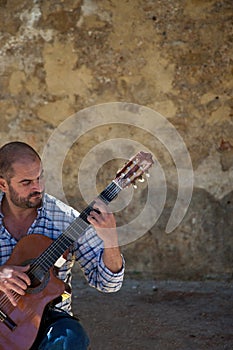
[0,141,41,180]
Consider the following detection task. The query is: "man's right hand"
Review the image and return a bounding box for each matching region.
[0,265,31,306]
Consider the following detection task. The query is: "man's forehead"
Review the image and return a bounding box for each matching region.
[12,158,43,177]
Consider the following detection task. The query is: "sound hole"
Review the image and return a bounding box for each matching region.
[22,259,50,295]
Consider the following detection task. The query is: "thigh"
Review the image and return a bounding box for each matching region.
[31,309,90,350]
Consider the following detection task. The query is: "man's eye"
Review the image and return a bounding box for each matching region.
[22,181,31,186]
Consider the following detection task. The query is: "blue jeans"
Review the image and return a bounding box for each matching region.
[31,308,90,350]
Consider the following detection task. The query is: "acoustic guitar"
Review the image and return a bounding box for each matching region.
[0,151,153,350]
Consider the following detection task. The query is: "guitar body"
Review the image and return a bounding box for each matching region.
[0,234,65,350]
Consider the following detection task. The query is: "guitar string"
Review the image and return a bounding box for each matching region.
[0,293,17,313]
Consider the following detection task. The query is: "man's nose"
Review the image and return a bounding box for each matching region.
[31,179,44,192]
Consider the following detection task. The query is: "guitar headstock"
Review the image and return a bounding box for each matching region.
[114,151,154,189]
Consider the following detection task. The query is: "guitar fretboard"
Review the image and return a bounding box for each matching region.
[29,181,122,277]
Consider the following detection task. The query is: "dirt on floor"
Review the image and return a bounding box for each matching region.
[71,275,233,350]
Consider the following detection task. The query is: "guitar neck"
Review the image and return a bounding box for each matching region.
[31,181,122,272]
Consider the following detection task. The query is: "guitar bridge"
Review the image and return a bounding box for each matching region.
[0,309,17,331]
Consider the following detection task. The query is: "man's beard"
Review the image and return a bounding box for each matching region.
[8,184,44,209]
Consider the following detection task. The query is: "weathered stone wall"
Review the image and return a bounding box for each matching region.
[0,0,232,280]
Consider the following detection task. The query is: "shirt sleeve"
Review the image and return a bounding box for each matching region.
[73,226,125,293]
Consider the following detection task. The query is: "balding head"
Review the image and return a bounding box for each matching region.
[0,141,41,182]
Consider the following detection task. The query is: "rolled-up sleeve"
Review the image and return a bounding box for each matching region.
[74,227,125,292]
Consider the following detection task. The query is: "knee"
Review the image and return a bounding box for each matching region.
[66,319,90,348]
[39,318,90,350]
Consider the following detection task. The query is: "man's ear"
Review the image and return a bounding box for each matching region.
[0,177,8,192]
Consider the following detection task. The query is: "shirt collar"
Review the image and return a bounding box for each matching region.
[37,193,47,217]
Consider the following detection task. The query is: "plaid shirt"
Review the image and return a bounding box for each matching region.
[0,192,124,314]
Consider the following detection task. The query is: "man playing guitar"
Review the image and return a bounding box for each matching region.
[0,141,124,350]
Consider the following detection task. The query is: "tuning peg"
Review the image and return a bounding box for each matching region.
[133,183,138,189]
[138,177,145,183]
[145,172,150,178]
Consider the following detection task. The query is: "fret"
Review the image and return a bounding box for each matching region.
[79,201,96,224]
[98,182,121,203]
